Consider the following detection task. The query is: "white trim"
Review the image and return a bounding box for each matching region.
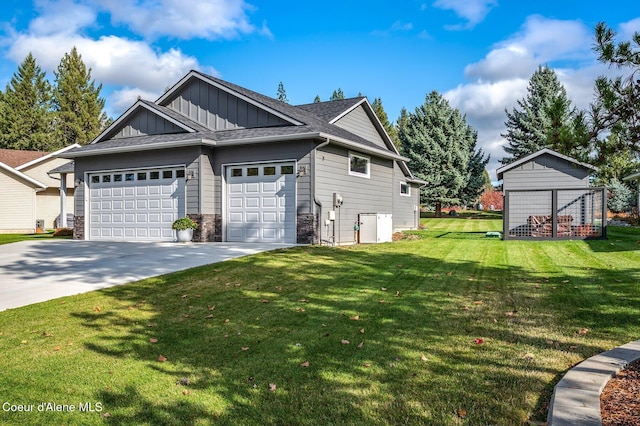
[156,71,304,127]
[0,161,47,189]
[399,181,411,197]
[59,138,215,158]
[348,152,370,179]
[15,144,81,170]
[328,98,367,124]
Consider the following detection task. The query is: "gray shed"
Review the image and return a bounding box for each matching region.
[496,149,606,240]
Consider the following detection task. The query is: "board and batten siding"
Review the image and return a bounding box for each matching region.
[333,105,387,149]
[392,163,419,230]
[166,79,290,131]
[0,169,37,232]
[502,153,590,191]
[113,108,185,139]
[315,144,393,244]
[73,147,201,217]
[211,141,314,216]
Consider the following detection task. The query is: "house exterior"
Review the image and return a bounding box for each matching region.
[60,70,423,244]
[497,148,606,239]
[0,146,78,233]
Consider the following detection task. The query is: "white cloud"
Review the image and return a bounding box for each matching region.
[30,0,97,36]
[432,0,497,29]
[96,0,259,40]
[372,21,414,36]
[619,17,640,40]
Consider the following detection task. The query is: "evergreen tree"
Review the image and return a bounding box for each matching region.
[396,107,409,138]
[53,47,108,145]
[0,53,55,151]
[399,91,487,217]
[313,95,321,103]
[462,146,490,206]
[330,88,345,101]
[607,179,634,213]
[276,81,288,103]
[501,66,576,164]
[371,97,400,149]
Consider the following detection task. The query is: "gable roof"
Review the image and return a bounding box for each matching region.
[48,160,75,175]
[496,148,597,181]
[297,98,364,122]
[0,149,48,168]
[0,161,47,189]
[15,144,81,171]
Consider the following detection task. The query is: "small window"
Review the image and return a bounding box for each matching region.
[281,165,294,175]
[102,175,111,183]
[162,170,173,179]
[137,172,147,181]
[400,182,410,196]
[91,175,100,184]
[247,167,259,176]
[264,166,276,176]
[349,153,370,178]
[231,168,243,177]
[150,171,160,180]
[113,174,123,182]
[125,173,135,181]
[176,170,185,178]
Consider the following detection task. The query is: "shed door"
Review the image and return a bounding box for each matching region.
[88,168,185,241]
[226,163,295,243]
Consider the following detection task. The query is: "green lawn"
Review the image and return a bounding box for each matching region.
[0,216,639,425]
[0,232,70,245]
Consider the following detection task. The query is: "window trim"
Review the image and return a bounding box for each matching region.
[400,181,411,197]
[348,152,370,178]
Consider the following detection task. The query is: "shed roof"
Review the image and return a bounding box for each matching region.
[496,148,597,181]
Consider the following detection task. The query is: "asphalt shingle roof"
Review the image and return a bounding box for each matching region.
[0,149,49,168]
[297,98,364,122]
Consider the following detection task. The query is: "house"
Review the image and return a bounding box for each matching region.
[496,148,606,239]
[59,70,424,243]
[0,145,78,233]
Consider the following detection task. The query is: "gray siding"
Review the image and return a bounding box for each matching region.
[211,140,314,216]
[392,163,419,230]
[113,109,185,139]
[503,153,590,191]
[200,150,215,215]
[73,147,201,217]
[166,79,290,130]
[333,105,387,149]
[315,145,393,244]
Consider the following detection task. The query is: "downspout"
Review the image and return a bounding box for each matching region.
[313,137,331,245]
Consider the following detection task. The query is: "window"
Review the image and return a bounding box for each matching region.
[114,174,123,182]
[400,182,410,196]
[231,168,243,177]
[247,167,259,176]
[162,170,173,179]
[349,152,370,178]
[137,172,147,181]
[125,173,135,181]
[281,165,294,175]
[102,175,111,183]
[264,166,276,176]
[150,171,160,180]
[176,170,185,178]
[91,175,100,184]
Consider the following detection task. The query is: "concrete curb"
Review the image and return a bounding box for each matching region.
[547,340,640,425]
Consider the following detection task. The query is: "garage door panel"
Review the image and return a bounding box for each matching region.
[124,187,135,196]
[262,212,277,223]
[262,197,276,208]
[245,197,260,208]
[112,187,123,197]
[245,183,260,193]
[149,199,160,209]
[229,212,243,223]
[246,212,260,222]
[229,198,243,208]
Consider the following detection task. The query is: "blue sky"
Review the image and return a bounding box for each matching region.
[0,1,638,180]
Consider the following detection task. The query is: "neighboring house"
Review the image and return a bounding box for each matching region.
[497,148,606,240]
[0,146,79,233]
[60,70,424,243]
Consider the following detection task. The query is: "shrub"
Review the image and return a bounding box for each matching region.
[171,217,198,231]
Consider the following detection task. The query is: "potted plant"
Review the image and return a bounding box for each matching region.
[172,217,198,242]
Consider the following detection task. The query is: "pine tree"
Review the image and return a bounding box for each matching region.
[371,97,400,149]
[462,146,490,206]
[53,47,108,145]
[330,88,345,101]
[501,66,575,164]
[0,53,55,151]
[313,95,321,103]
[276,81,288,103]
[399,91,487,217]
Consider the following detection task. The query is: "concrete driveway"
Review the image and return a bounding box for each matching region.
[0,240,293,311]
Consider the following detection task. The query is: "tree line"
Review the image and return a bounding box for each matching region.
[0,48,109,152]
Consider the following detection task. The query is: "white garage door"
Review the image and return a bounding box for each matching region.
[226,162,296,243]
[88,168,185,241]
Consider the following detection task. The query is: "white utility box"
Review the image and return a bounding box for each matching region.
[358,213,392,243]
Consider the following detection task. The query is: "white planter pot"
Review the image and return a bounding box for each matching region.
[176,229,193,242]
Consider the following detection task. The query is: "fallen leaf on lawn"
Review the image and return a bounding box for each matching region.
[396,264,403,268]
[181,294,188,299]
[275,286,282,291]
[208,305,216,311]
[381,287,387,291]
[350,315,359,321]
[269,383,276,391]
[447,272,452,276]
[300,361,310,367]
[93,306,101,312]
[41,331,53,337]
[20,340,27,344]
[295,307,305,312]
[360,328,365,334]
[458,409,467,418]
[184,314,191,318]
[204,314,214,319]
[461,306,470,311]
[341,339,350,345]
[505,310,517,316]
[524,353,535,361]
[614,279,622,283]
[194,295,201,298]
[261,299,269,303]
[241,347,249,351]
[421,353,428,361]
[147,323,155,327]
[578,328,589,335]
[235,283,242,287]
[135,303,143,307]
[357,341,364,349]
[53,346,61,351]
[379,299,385,303]
[363,363,372,367]
[182,390,190,395]
[395,291,400,297]
[569,345,578,350]
[103,413,111,418]
[298,299,309,303]
[389,362,396,367]
[473,300,483,305]
[474,338,484,345]
[149,338,158,343]
[225,319,230,323]
[321,324,326,328]
[561,280,569,283]
[468,278,474,281]
[66,341,73,346]
[158,355,167,362]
